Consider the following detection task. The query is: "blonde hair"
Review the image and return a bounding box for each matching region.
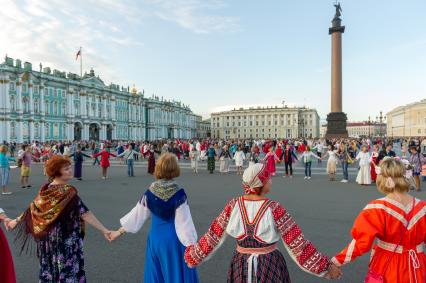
[154,153,180,180]
[0,145,7,153]
[376,158,409,194]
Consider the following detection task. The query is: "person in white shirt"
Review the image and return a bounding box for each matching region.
[355,145,372,186]
[189,147,200,174]
[233,146,246,175]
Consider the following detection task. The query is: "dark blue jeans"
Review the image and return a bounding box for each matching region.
[304,162,312,177]
[127,159,134,176]
[342,161,349,180]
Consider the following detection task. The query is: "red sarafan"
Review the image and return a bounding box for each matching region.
[333,197,426,282]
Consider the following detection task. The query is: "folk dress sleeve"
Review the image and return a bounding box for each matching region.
[270,201,331,277]
[120,195,152,233]
[175,201,198,247]
[184,198,238,266]
[331,206,384,267]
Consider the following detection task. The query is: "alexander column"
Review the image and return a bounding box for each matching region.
[326,2,348,138]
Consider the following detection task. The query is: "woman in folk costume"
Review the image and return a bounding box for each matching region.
[370,144,380,183]
[189,147,200,173]
[321,145,339,181]
[219,145,233,174]
[69,145,92,180]
[332,158,426,283]
[263,146,280,176]
[146,144,158,175]
[7,155,111,283]
[233,146,246,175]
[409,146,426,192]
[355,145,372,186]
[275,142,283,162]
[92,143,116,179]
[109,153,199,283]
[0,208,16,283]
[185,163,341,282]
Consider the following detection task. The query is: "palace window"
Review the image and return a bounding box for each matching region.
[10,96,15,111]
[53,123,59,137]
[62,102,66,115]
[22,83,28,93]
[53,102,58,115]
[45,101,49,114]
[23,97,29,113]
[9,82,15,91]
[34,99,39,113]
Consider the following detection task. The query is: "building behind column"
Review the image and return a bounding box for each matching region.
[0,56,198,142]
[211,105,320,139]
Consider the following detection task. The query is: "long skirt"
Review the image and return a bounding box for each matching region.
[327,159,337,174]
[220,158,230,173]
[74,162,83,178]
[207,157,215,172]
[148,157,155,174]
[0,228,16,283]
[228,250,290,283]
[145,214,199,283]
[191,160,198,171]
[356,165,371,185]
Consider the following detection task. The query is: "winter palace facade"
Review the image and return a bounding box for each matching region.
[0,56,198,143]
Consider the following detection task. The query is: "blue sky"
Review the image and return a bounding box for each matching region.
[1,0,425,121]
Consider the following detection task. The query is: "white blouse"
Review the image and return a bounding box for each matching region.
[226,200,280,243]
[356,151,371,166]
[120,196,198,247]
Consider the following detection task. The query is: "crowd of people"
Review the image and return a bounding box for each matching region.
[0,136,425,194]
[0,136,426,282]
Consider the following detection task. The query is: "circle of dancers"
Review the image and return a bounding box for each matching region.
[0,136,425,282]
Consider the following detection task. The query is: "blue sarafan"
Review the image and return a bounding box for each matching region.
[120,179,199,283]
[0,56,199,143]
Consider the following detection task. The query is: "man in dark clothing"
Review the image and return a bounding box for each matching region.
[280,144,298,177]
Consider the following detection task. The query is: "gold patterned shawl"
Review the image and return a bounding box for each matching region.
[15,183,82,253]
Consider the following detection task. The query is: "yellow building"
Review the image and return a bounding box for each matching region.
[387,99,426,137]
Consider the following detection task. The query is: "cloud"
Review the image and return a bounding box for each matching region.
[0,0,143,84]
[146,0,240,34]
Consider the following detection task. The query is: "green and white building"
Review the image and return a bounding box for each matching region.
[0,56,198,142]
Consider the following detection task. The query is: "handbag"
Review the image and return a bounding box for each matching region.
[364,198,415,283]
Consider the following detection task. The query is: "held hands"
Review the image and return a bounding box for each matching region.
[324,263,342,280]
[5,219,18,231]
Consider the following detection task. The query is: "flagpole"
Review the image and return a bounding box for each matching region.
[80,47,82,78]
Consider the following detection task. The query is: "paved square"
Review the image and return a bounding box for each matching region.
[2,161,424,283]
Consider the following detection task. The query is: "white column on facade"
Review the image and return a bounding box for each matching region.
[29,121,34,142]
[103,97,107,120]
[40,86,45,115]
[17,120,23,143]
[111,98,116,120]
[112,125,116,140]
[29,80,34,114]
[16,81,23,113]
[68,122,74,141]
[80,94,86,117]
[40,122,45,142]
[84,124,89,140]
[67,92,73,116]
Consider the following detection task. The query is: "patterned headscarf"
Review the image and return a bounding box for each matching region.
[242,163,271,194]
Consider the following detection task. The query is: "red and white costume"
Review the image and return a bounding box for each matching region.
[185,164,330,282]
[332,197,426,283]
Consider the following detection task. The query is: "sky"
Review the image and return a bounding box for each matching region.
[1,0,425,122]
